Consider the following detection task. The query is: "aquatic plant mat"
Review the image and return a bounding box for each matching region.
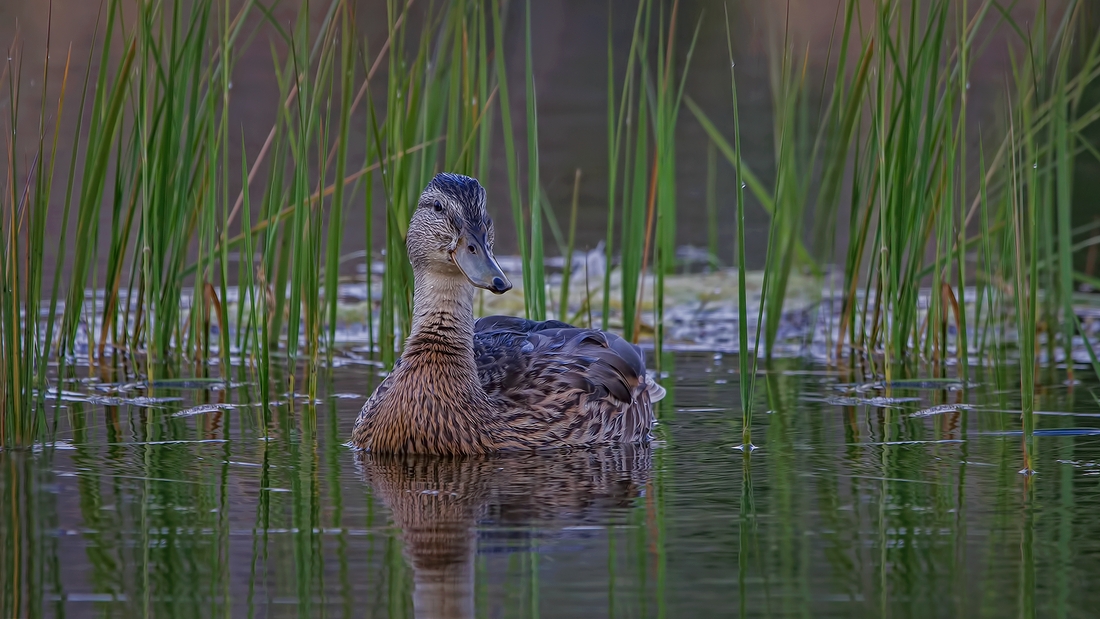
[38,265,1100,360]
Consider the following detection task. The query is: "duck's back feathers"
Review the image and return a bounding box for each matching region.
[473,315,660,446]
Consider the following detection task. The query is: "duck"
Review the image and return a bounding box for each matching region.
[351,172,665,455]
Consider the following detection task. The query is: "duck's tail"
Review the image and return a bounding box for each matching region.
[644,371,667,403]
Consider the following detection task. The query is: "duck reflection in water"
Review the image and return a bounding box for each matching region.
[356,445,652,618]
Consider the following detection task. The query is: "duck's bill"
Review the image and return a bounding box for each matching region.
[452,236,512,294]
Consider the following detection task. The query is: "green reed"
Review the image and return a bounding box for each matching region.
[687,5,785,448]
[680,0,1100,471]
[1,33,40,445]
[0,0,553,445]
[603,0,697,352]
[724,6,756,448]
[4,0,720,446]
[3,0,1100,458]
[652,1,697,360]
[557,169,582,322]
[524,0,546,321]
[695,0,1099,374]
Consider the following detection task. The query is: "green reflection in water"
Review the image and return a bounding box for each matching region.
[2,355,1100,617]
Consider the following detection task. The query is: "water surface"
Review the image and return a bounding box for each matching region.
[4,354,1100,618]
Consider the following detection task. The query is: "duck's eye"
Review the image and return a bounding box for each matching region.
[433,201,444,213]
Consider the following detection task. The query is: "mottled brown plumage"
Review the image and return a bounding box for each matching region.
[351,173,664,455]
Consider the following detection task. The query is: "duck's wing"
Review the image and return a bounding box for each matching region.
[473,316,660,445]
[351,358,403,448]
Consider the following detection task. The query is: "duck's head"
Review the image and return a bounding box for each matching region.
[407,172,512,295]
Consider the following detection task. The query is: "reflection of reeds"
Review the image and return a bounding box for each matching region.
[1,452,63,617]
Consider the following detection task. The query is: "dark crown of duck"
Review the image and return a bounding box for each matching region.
[408,173,511,295]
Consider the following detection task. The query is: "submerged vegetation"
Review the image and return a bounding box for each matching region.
[1,0,1099,455]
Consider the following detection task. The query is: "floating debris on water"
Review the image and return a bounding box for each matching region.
[147,377,223,386]
[982,428,1100,437]
[30,440,76,452]
[46,266,1100,364]
[910,404,974,417]
[820,395,922,408]
[855,439,965,446]
[85,395,184,408]
[172,403,236,418]
[864,397,923,407]
[882,379,975,391]
[1056,460,1100,476]
[833,382,880,393]
[41,387,94,403]
[834,379,976,393]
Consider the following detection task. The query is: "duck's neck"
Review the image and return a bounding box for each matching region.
[404,270,479,379]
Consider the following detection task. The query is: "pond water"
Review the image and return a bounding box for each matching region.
[4,353,1100,618]
[4,0,1100,615]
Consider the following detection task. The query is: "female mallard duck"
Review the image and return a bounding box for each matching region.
[351,172,664,455]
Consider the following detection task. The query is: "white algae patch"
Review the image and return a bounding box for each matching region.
[172,403,236,418]
[911,404,974,417]
[821,396,922,408]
